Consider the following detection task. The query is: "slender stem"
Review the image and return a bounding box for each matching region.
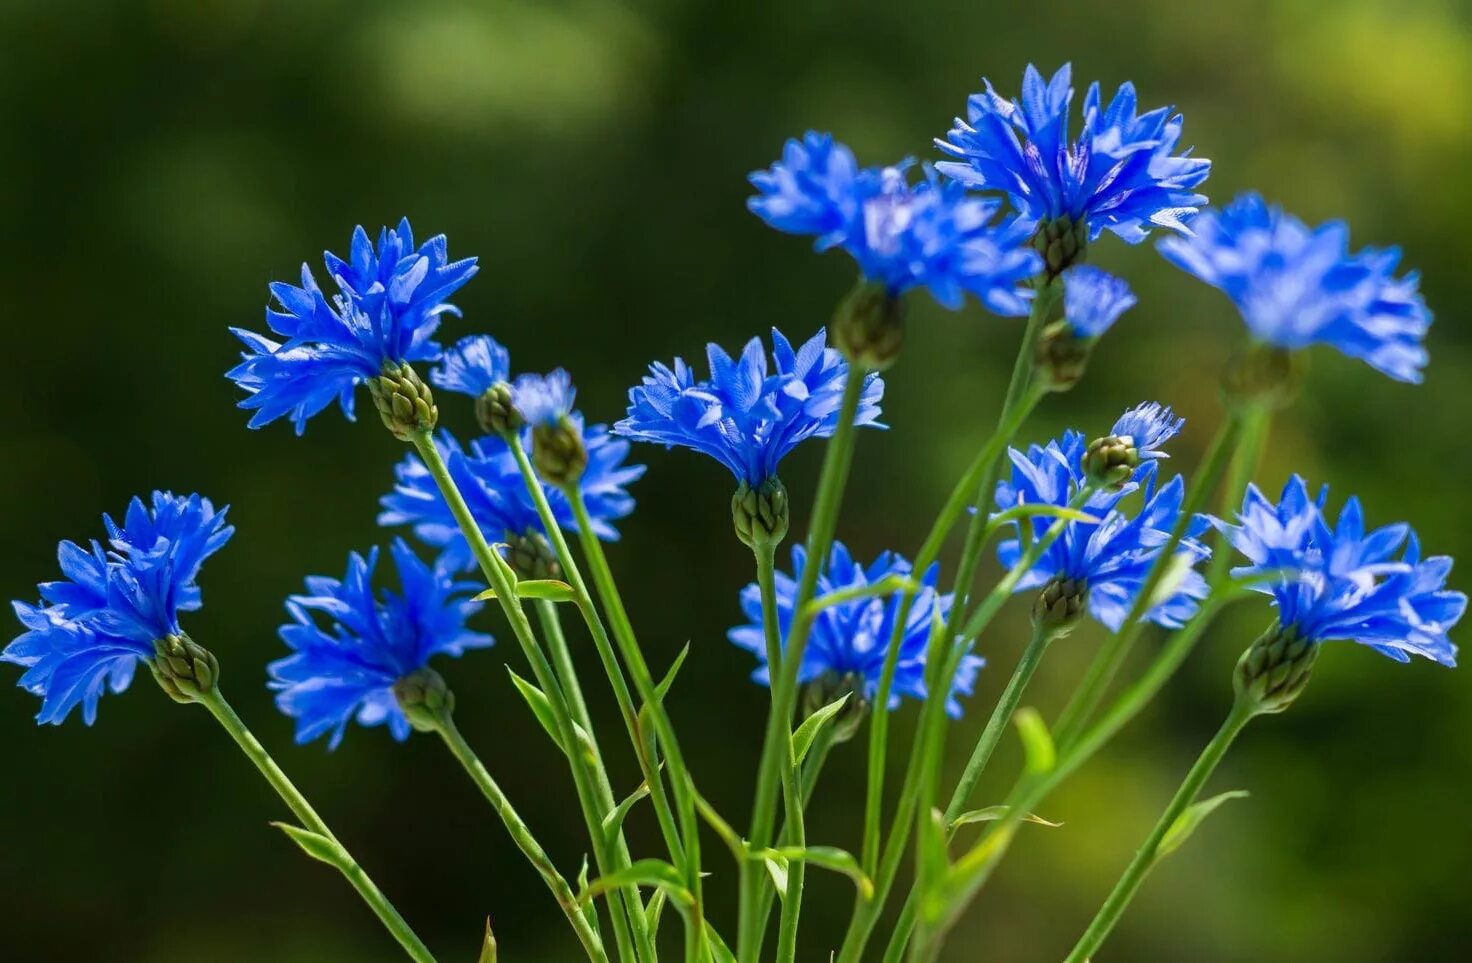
[1063,699,1258,963]
[198,690,437,963]
[409,431,645,963]
[741,364,868,962]
[433,712,608,962]
[567,488,707,963]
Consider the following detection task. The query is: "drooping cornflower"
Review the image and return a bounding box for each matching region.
[1215,476,1463,665]
[936,63,1210,246]
[228,219,478,433]
[727,541,983,718]
[614,327,883,486]
[4,492,234,724]
[268,540,493,748]
[1061,265,1137,338]
[1158,193,1433,383]
[993,418,1209,630]
[379,423,644,573]
[749,132,1041,314]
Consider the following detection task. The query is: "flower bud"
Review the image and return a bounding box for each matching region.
[1234,622,1318,714]
[732,477,790,549]
[392,667,455,733]
[504,530,562,581]
[532,419,588,487]
[150,634,219,704]
[832,281,906,371]
[1221,343,1304,412]
[1083,434,1139,489]
[1032,216,1089,278]
[475,383,523,437]
[368,362,438,441]
[802,670,870,745]
[1032,577,1086,636]
[1034,320,1091,392]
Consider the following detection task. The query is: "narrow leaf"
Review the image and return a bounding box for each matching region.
[791,693,849,766]
[644,889,667,936]
[576,855,600,937]
[602,773,656,843]
[801,574,918,621]
[473,587,499,602]
[506,668,565,752]
[1014,707,1056,774]
[637,643,690,755]
[579,859,692,908]
[949,805,1063,830]
[916,808,949,897]
[760,851,789,899]
[513,579,577,602]
[986,503,1100,535]
[755,846,873,900]
[477,918,497,963]
[705,921,738,963]
[271,822,346,870]
[695,791,746,862]
[654,642,691,702]
[1158,790,1249,859]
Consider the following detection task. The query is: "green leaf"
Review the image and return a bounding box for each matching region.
[754,845,873,900]
[802,574,918,621]
[1158,790,1249,859]
[1014,707,1056,774]
[602,772,657,844]
[637,643,690,754]
[576,855,600,937]
[791,693,849,766]
[505,667,596,761]
[949,805,1063,830]
[760,851,789,899]
[477,918,498,963]
[515,579,577,602]
[473,587,498,601]
[705,921,738,963]
[654,642,691,702]
[916,808,949,897]
[271,822,346,870]
[986,502,1100,535]
[695,791,746,862]
[578,859,692,908]
[644,889,667,937]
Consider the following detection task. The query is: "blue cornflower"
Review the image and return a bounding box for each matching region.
[268,540,493,748]
[727,542,983,718]
[431,334,511,398]
[1158,193,1432,383]
[937,63,1210,244]
[513,369,577,428]
[1215,477,1463,665]
[228,219,479,433]
[749,132,1040,313]
[4,492,233,724]
[380,422,644,573]
[1062,265,1136,337]
[1107,402,1183,464]
[614,327,883,485]
[994,428,1209,630]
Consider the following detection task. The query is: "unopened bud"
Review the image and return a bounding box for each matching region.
[1034,320,1091,392]
[732,477,790,549]
[1083,435,1139,489]
[532,420,588,487]
[368,362,438,441]
[151,634,219,704]
[392,667,455,733]
[1221,343,1304,412]
[504,530,562,581]
[1032,216,1089,278]
[832,281,906,371]
[802,671,870,745]
[1234,622,1318,714]
[1032,577,1086,636]
[475,383,523,437]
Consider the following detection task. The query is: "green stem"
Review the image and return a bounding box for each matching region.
[433,712,608,962]
[198,691,436,963]
[409,430,644,963]
[567,488,707,963]
[1063,699,1258,963]
[742,364,868,962]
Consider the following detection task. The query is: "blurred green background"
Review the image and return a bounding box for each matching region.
[2,0,1469,960]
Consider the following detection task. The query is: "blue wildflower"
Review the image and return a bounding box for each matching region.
[937,63,1210,244]
[994,429,1209,630]
[431,334,511,398]
[1107,402,1183,463]
[1062,265,1136,338]
[4,492,233,725]
[1158,193,1432,383]
[727,542,982,718]
[513,369,577,428]
[615,328,883,485]
[1215,477,1463,665]
[380,422,644,573]
[749,132,1040,314]
[228,219,479,434]
[268,540,493,748]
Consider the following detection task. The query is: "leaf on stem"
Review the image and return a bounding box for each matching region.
[917,807,950,897]
[505,667,597,762]
[705,922,738,963]
[751,845,874,899]
[577,859,692,909]
[576,855,601,937]
[475,579,578,603]
[949,805,1063,830]
[477,918,497,963]
[271,822,348,870]
[644,889,667,937]
[985,503,1100,536]
[1014,707,1056,774]
[791,693,849,766]
[695,790,746,863]
[602,767,663,844]
[1158,790,1249,859]
[800,574,918,622]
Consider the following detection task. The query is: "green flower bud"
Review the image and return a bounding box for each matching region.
[476,383,523,437]
[832,281,907,371]
[368,361,438,441]
[504,529,562,581]
[802,670,870,745]
[1234,622,1319,714]
[1032,215,1089,278]
[532,419,588,487]
[150,634,219,705]
[392,667,455,733]
[1034,319,1092,392]
[1083,434,1139,490]
[732,477,790,549]
[1032,577,1087,636]
[1221,343,1304,412]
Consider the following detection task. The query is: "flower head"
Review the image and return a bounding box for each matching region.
[268,540,492,748]
[727,542,983,718]
[228,219,478,434]
[1108,402,1183,463]
[380,422,643,573]
[994,429,1208,630]
[4,492,233,725]
[513,369,576,428]
[749,133,1040,313]
[1215,477,1463,664]
[1158,193,1432,383]
[431,334,511,398]
[937,63,1210,244]
[1062,265,1136,338]
[615,328,883,485]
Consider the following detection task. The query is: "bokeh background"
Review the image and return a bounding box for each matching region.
[3,0,1469,960]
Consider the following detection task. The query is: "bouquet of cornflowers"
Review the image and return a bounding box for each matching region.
[7,63,1463,962]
